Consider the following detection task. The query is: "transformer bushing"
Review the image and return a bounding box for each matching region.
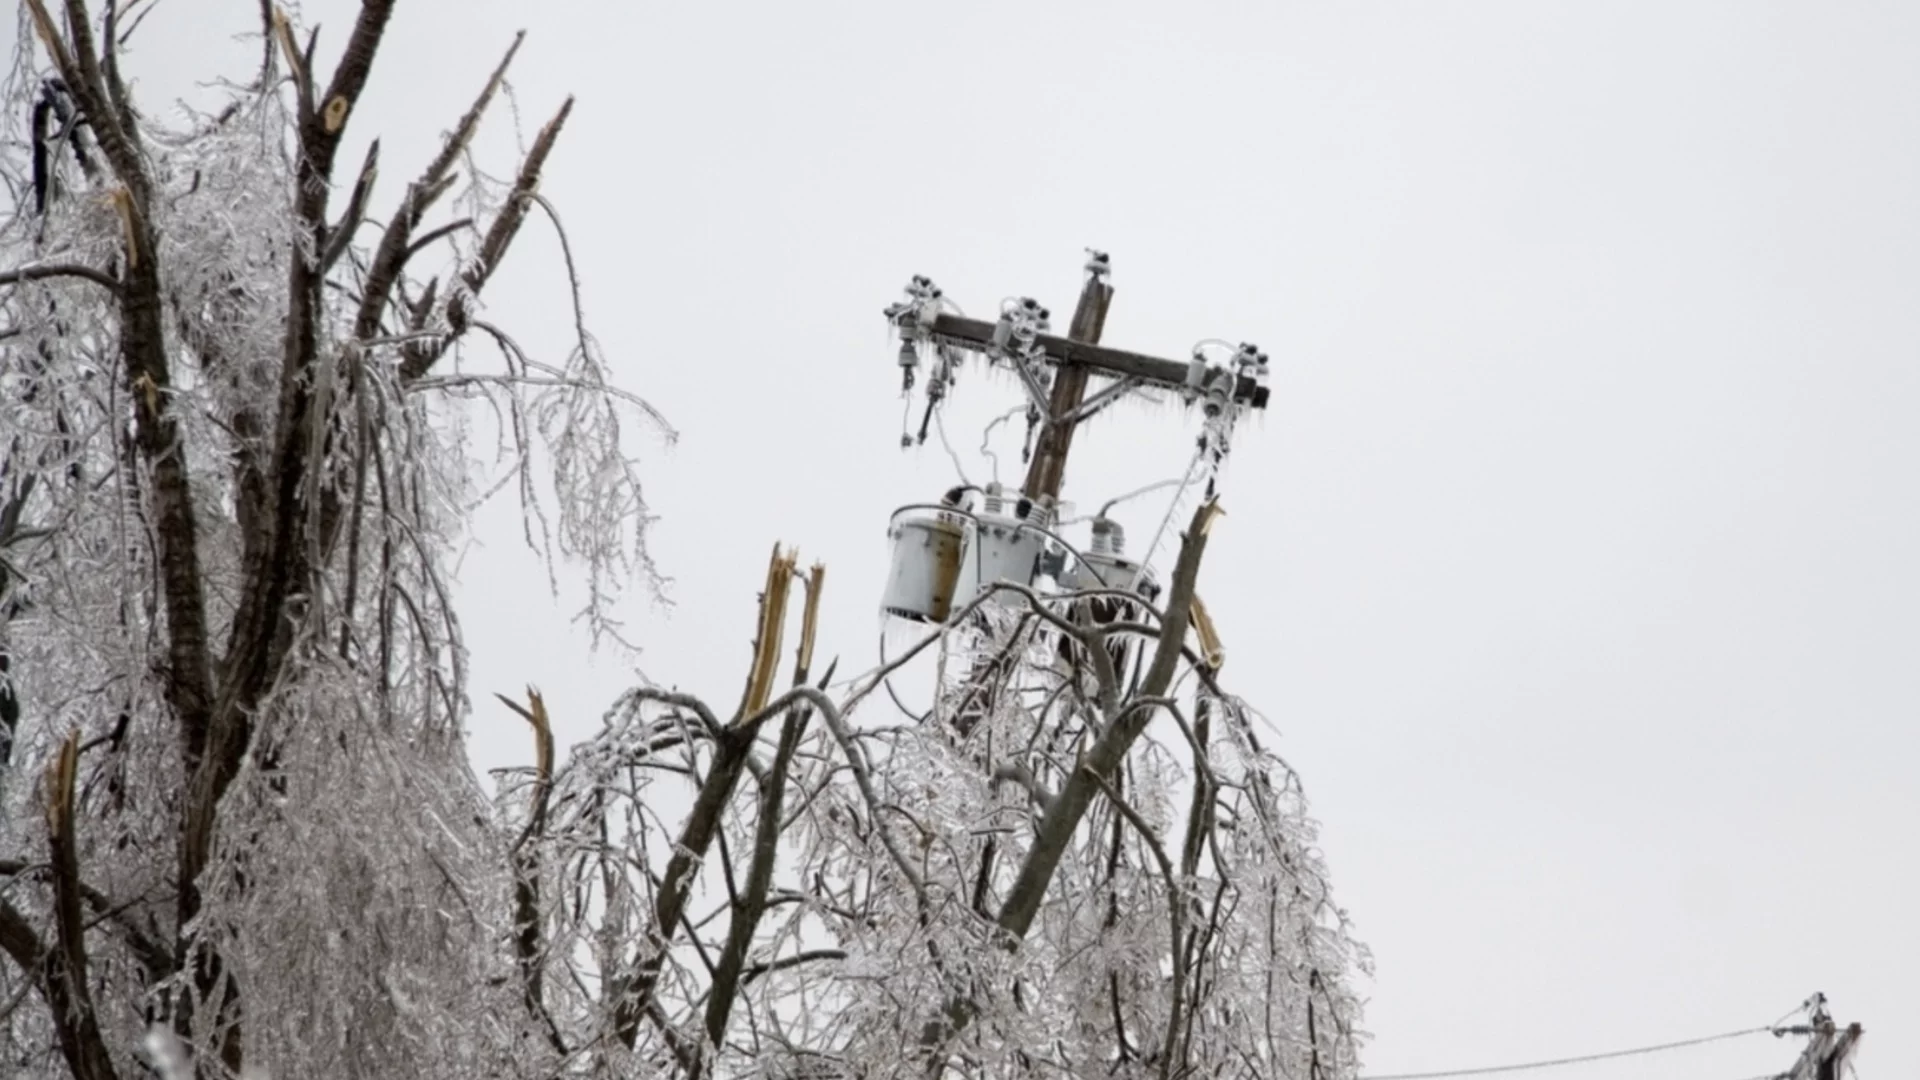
[1061,516,1160,602]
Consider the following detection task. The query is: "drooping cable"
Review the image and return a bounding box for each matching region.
[977,405,1024,487]
[1055,474,1189,528]
[1140,442,1208,572]
[876,631,931,724]
[1359,1025,1779,1080]
[933,407,971,489]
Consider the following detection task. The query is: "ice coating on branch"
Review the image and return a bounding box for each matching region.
[0,10,667,1078]
[0,8,1360,1078]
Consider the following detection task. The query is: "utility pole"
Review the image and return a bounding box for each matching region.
[1780,994,1864,1080]
[880,252,1271,722]
[1020,254,1115,504]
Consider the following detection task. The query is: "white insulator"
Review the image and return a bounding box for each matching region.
[1024,497,1056,531]
[980,483,1006,518]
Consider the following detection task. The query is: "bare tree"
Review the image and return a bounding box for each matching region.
[1,2,662,1077]
[499,506,1368,1079]
[0,3,1365,1078]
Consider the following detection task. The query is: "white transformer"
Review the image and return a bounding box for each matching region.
[1059,517,1159,602]
[952,484,1050,612]
[881,484,1057,624]
[881,505,971,623]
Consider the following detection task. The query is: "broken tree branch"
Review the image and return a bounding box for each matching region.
[402,94,573,382]
[614,546,801,1049]
[320,139,380,274]
[353,31,523,343]
[703,563,826,1060]
[43,730,121,1080]
[917,499,1222,1063]
[495,687,568,1055]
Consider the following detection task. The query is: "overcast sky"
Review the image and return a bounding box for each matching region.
[27,2,1918,1077]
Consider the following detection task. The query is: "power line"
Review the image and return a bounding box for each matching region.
[1360,1025,1776,1080]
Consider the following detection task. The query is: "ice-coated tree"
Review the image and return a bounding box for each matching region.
[0,3,1367,1078]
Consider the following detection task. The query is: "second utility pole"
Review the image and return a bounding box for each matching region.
[1783,995,1865,1080]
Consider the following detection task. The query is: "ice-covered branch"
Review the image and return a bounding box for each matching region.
[0,262,120,292]
[997,497,1219,943]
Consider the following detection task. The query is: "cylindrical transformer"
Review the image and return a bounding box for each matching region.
[950,485,1052,610]
[1066,551,1159,602]
[1067,517,1160,601]
[1055,517,1160,691]
[881,508,971,623]
[953,510,1045,610]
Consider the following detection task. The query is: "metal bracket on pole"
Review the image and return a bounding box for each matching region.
[1059,376,1143,427]
[924,313,1269,411]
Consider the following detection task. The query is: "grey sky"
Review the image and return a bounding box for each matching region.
[23,2,1917,1077]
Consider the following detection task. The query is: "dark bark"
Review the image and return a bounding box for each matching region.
[354,32,523,345]
[495,690,567,1055]
[0,263,120,291]
[917,500,1221,1066]
[176,4,398,1072]
[612,720,760,1050]
[704,567,827,1059]
[614,553,808,1052]
[0,899,119,1080]
[401,97,574,382]
[10,6,591,1073]
[0,734,126,1080]
[996,498,1219,941]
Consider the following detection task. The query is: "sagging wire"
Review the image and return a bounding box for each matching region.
[933,407,971,489]
[896,296,970,480]
[1056,474,1191,527]
[876,631,932,724]
[978,404,1024,487]
[1052,338,1255,562]
[1141,442,1209,573]
[1359,1023,1784,1080]
[895,341,972,488]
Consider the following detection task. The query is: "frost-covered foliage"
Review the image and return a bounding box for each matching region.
[506,532,1369,1079]
[1,3,660,1077]
[0,3,1363,1079]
